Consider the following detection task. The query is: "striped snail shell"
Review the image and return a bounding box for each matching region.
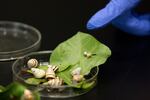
[48,65,58,72]
[45,66,56,79]
[27,58,38,68]
[31,68,45,78]
[48,77,63,87]
[52,65,59,72]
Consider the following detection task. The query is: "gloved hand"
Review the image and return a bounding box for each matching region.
[87,0,150,36]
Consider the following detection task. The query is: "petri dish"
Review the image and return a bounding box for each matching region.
[12,51,99,98]
[0,21,41,61]
[0,21,41,85]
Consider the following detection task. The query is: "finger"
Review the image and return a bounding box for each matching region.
[87,0,140,30]
[112,11,150,36]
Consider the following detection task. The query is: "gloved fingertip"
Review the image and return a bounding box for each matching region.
[86,22,96,30]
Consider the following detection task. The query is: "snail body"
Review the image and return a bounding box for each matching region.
[31,68,45,78]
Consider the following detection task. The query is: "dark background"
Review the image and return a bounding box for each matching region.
[0,0,150,100]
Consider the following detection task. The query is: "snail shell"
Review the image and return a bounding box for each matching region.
[52,65,59,72]
[71,68,83,82]
[48,77,63,87]
[21,89,34,100]
[48,65,58,72]
[71,67,81,75]
[72,74,83,82]
[31,68,45,78]
[45,66,56,79]
[27,59,38,68]
[83,51,92,58]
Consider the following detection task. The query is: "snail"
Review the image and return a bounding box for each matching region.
[72,75,84,82]
[83,51,96,58]
[48,77,63,87]
[45,66,56,79]
[71,67,83,82]
[27,58,38,68]
[83,51,92,58]
[31,68,45,78]
[48,65,58,72]
[71,67,81,75]
[21,89,34,100]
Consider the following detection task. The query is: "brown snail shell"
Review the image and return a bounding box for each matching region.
[27,59,38,68]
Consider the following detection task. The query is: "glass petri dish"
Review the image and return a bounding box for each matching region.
[0,21,41,61]
[12,51,99,98]
[0,21,41,86]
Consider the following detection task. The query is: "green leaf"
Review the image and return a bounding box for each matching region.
[32,91,40,100]
[25,78,47,85]
[0,82,41,100]
[38,65,48,71]
[27,70,32,74]
[82,81,95,89]
[50,32,111,88]
[0,82,26,100]
[57,64,84,88]
[0,86,5,93]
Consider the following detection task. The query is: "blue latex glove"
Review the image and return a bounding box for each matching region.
[87,0,150,36]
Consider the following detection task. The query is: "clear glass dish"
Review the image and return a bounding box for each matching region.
[0,21,41,86]
[12,51,99,98]
[0,21,41,61]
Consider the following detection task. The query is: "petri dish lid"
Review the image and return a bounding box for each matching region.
[0,21,41,61]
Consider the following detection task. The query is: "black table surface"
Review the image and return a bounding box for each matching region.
[0,1,149,100]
